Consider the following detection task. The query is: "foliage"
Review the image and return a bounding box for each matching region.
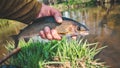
[7,38,108,68]
[62,0,96,7]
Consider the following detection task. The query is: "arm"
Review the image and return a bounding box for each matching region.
[0,0,42,24]
[0,0,62,40]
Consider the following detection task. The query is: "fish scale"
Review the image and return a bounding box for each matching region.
[10,16,89,48]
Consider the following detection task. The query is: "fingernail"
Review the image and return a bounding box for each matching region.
[57,17,62,23]
[47,34,53,40]
[44,26,50,32]
[51,29,61,40]
[45,26,49,30]
[58,36,61,40]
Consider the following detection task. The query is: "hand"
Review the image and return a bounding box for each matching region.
[37,4,62,40]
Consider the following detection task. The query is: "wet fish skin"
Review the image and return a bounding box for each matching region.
[11,16,89,48]
[19,16,89,38]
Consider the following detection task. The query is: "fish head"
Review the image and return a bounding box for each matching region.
[55,20,89,37]
[74,23,89,36]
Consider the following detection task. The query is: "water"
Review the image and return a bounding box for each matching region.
[0,3,120,68]
[62,3,120,68]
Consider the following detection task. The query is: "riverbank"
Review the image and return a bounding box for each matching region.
[4,38,107,68]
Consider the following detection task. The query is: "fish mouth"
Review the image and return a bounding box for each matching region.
[79,31,89,36]
[59,31,89,38]
[71,31,89,37]
[70,33,79,37]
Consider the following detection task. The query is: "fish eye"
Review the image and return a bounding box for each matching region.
[77,26,81,31]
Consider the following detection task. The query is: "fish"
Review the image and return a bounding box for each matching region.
[11,16,89,48]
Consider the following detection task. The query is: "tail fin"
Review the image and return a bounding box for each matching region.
[10,35,19,48]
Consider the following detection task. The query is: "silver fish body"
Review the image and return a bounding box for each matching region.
[11,16,89,48]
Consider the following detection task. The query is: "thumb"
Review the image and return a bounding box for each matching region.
[54,14,63,23]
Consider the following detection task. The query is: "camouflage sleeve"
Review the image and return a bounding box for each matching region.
[0,0,42,24]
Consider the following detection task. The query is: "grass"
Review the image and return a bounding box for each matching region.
[50,0,96,11]
[6,38,108,68]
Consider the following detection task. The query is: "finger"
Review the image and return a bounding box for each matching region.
[51,29,61,40]
[50,9,62,23]
[44,26,53,40]
[54,15,63,23]
[39,30,46,39]
[54,11,62,23]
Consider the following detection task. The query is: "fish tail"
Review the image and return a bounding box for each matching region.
[10,35,19,48]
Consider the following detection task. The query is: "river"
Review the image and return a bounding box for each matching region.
[0,3,120,68]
